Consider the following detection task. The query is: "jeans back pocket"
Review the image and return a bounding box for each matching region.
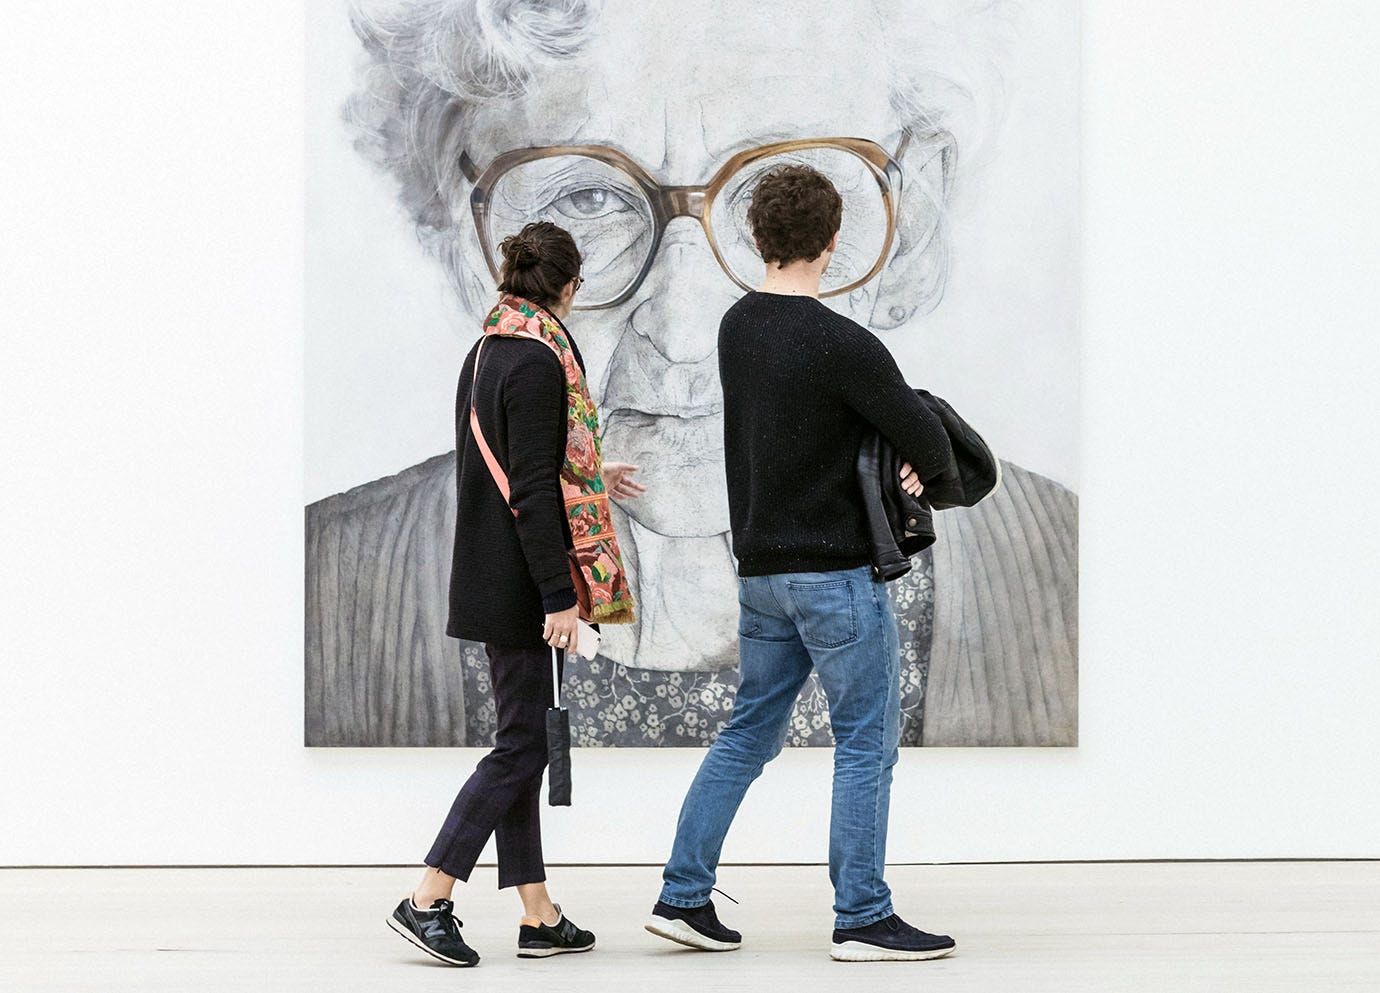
[737,578,762,637]
[785,579,859,649]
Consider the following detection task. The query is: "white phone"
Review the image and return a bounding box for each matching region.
[574,619,602,660]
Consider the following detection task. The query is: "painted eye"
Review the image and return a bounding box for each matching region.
[550,186,632,219]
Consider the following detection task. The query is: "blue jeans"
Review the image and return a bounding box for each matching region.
[659,565,902,928]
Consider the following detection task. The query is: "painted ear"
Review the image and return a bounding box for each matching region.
[866,130,957,331]
[436,222,492,317]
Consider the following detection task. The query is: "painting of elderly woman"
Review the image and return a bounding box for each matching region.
[305,0,1080,747]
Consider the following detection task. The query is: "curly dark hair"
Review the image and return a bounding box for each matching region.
[497,221,582,308]
[746,165,843,267]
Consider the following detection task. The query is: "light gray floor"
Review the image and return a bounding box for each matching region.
[2,862,1376,992]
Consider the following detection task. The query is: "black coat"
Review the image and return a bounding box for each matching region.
[446,326,584,648]
[857,389,1002,581]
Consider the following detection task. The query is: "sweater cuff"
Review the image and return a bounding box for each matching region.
[541,587,579,614]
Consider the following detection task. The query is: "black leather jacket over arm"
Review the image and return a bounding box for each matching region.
[857,389,1002,581]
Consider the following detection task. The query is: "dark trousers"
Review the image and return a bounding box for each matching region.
[426,643,563,888]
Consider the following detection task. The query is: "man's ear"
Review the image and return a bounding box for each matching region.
[866,129,957,330]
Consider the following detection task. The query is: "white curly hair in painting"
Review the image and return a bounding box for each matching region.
[347,0,602,228]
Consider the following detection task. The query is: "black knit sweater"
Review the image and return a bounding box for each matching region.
[718,291,954,577]
[446,320,582,648]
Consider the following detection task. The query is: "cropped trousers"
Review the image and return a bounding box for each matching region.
[425,643,563,888]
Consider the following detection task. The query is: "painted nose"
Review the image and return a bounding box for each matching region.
[629,220,736,365]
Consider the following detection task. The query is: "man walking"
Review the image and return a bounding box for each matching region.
[646,164,958,962]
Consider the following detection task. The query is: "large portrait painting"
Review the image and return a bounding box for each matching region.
[305,0,1080,747]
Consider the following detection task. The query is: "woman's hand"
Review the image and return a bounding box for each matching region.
[543,605,580,651]
[602,462,646,501]
[900,462,924,498]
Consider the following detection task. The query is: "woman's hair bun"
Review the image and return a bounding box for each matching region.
[495,222,583,308]
[501,233,540,270]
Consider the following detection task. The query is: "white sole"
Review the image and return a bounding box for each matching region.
[386,915,478,966]
[516,941,596,958]
[644,917,742,952]
[830,940,956,962]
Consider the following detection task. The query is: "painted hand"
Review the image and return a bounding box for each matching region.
[602,462,647,501]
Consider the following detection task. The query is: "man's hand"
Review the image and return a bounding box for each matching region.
[900,462,924,498]
[543,605,579,651]
[602,462,646,501]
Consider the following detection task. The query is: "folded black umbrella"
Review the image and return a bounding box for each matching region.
[546,648,572,806]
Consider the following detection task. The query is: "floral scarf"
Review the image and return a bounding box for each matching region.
[483,294,636,625]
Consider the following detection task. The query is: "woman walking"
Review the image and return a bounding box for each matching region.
[387,221,639,966]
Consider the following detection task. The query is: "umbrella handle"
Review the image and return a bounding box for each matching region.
[551,647,561,709]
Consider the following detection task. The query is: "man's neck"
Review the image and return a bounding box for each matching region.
[757,260,825,298]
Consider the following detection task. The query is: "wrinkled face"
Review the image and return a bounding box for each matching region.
[451,0,949,671]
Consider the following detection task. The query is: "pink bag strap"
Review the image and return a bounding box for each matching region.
[469,332,562,519]
[470,335,516,517]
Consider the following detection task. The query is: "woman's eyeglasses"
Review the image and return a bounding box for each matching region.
[459,131,952,311]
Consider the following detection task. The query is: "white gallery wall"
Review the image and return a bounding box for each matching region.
[2,1,1378,866]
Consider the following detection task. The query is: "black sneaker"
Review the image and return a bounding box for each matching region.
[517,904,596,958]
[387,897,480,966]
[830,913,955,962]
[645,899,742,952]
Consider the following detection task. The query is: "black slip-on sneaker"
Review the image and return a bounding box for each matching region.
[645,899,742,952]
[830,913,955,962]
[387,897,480,966]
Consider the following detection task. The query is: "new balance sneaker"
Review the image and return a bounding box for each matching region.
[516,905,596,958]
[645,899,742,952]
[387,897,480,966]
[830,913,955,962]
